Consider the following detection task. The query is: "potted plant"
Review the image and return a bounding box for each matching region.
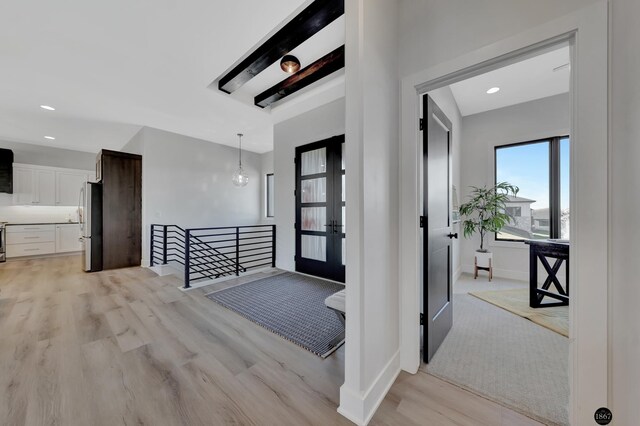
[458,182,519,278]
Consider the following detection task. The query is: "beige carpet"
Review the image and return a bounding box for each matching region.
[470,288,569,337]
[424,293,569,426]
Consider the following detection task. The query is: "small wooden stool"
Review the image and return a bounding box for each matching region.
[474,256,493,281]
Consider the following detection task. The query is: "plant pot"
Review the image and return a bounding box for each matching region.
[475,251,493,268]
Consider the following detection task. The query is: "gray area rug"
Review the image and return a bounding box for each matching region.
[424,293,569,426]
[206,272,345,358]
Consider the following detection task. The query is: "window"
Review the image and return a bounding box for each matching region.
[495,136,569,241]
[506,206,522,217]
[266,173,274,218]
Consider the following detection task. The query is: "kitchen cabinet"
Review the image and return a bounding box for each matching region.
[55,171,87,206]
[35,169,56,205]
[56,224,82,253]
[12,164,92,206]
[100,149,142,270]
[6,224,57,257]
[13,166,34,204]
[6,223,82,258]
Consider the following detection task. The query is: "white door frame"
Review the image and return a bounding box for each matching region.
[398,3,609,425]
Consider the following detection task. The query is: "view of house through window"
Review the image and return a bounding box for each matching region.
[495,137,569,241]
[266,173,274,217]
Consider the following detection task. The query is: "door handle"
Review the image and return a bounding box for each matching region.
[447,233,458,239]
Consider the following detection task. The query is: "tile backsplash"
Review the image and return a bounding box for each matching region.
[0,205,79,224]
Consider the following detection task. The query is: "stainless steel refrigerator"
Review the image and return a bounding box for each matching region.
[79,181,102,272]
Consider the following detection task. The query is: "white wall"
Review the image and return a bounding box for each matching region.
[459,93,570,280]
[124,127,263,266]
[273,98,345,272]
[339,0,400,424]
[610,0,640,422]
[398,0,599,76]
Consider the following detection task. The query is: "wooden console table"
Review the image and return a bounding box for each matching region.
[524,240,569,308]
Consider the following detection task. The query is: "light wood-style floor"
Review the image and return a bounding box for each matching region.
[0,255,541,425]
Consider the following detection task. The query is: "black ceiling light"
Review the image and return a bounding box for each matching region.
[280,55,301,74]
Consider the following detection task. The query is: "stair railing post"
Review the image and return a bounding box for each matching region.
[271,225,276,268]
[150,225,155,267]
[184,229,191,289]
[162,225,168,265]
[235,227,240,276]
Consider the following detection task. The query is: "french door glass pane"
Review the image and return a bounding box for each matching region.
[301,235,326,261]
[301,207,326,231]
[341,174,345,202]
[341,143,345,170]
[342,239,346,266]
[341,206,346,233]
[301,178,326,203]
[496,141,550,240]
[301,148,326,176]
[560,137,570,239]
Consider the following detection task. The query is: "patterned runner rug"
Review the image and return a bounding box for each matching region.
[206,272,345,358]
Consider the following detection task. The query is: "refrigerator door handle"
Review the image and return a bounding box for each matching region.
[78,185,85,233]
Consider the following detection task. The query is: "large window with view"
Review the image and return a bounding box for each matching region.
[495,136,569,241]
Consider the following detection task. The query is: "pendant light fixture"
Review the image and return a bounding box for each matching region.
[232,133,249,187]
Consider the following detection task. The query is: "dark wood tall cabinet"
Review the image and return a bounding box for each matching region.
[98,149,142,270]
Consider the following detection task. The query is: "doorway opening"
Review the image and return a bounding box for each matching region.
[420,44,571,425]
[295,135,345,283]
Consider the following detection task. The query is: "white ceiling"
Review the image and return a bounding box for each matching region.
[449,47,570,117]
[0,0,344,154]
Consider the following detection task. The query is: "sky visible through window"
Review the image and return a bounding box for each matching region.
[497,142,550,209]
[496,138,570,240]
[496,140,570,209]
[560,137,570,208]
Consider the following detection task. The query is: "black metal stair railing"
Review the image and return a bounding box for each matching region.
[150,224,276,288]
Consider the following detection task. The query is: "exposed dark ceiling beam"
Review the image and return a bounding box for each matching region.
[217,0,344,94]
[254,45,344,109]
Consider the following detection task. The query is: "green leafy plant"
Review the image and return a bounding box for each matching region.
[458,182,519,252]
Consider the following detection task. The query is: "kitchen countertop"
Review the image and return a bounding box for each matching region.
[5,222,80,225]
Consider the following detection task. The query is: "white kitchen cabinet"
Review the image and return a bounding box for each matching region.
[6,225,57,258]
[13,166,34,205]
[35,169,56,205]
[55,224,82,253]
[6,223,82,258]
[12,164,92,206]
[55,171,87,206]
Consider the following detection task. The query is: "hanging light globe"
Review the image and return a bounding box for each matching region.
[232,165,249,187]
[232,133,249,187]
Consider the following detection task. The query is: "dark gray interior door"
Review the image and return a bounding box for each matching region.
[423,95,455,363]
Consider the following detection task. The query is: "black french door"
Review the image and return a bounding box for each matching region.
[295,136,345,283]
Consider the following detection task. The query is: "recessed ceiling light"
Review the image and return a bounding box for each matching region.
[40,105,56,111]
[486,87,500,94]
[44,136,55,140]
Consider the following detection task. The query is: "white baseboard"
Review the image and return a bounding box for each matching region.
[338,350,400,425]
[461,263,528,282]
[454,265,462,282]
[179,266,276,291]
[148,263,183,278]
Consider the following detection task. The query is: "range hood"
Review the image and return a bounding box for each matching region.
[0,148,13,194]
